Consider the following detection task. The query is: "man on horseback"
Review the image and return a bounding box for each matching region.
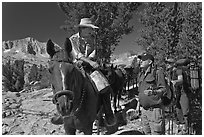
[165,58,189,134]
[51,17,116,127]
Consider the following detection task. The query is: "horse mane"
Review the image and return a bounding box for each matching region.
[65,66,85,94]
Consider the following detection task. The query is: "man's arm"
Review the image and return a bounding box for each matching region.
[171,69,183,86]
[79,56,99,69]
[155,68,166,94]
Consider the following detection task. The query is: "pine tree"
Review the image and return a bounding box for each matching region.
[137,2,169,64]
[179,2,202,62]
[137,2,202,65]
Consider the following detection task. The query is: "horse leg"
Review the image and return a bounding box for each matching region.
[64,126,76,135]
[83,123,93,135]
[117,89,122,109]
[113,94,117,112]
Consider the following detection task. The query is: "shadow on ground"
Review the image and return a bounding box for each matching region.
[118,130,144,135]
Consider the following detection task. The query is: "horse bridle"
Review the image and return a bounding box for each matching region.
[50,58,86,119]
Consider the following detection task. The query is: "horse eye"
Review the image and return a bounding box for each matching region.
[48,67,53,74]
[48,68,52,73]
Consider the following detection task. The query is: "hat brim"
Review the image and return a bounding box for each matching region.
[138,55,154,62]
[75,24,99,29]
[165,60,175,63]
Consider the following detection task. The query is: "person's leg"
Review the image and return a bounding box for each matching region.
[176,90,184,124]
[180,91,189,133]
[149,107,165,135]
[141,108,151,135]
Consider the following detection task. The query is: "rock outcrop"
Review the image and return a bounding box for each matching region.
[3,37,56,57]
[2,37,60,92]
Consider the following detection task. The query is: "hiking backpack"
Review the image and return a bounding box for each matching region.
[175,59,200,91]
[153,67,173,106]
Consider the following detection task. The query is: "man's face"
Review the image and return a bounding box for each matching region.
[140,59,151,68]
[80,27,94,38]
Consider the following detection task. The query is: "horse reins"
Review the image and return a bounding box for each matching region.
[50,59,86,119]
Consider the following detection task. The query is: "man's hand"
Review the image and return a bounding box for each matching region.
[80,57,99,69]
[144,89,154,96]
[76,60,83,67]
[90,61,99,69]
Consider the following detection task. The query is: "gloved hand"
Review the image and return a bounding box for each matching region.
[90,61,99,69]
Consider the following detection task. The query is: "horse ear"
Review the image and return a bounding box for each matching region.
[111,64,114,69]
[114,65,117,69]
[103,63,106,69]
[46,39,56,58]
[64,38,72,55]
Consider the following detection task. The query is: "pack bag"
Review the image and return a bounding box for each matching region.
[90,70,110,93]
[189,62,200,90]
[153,67,173,106]
[175,59,192,92]
[176,58,200,91]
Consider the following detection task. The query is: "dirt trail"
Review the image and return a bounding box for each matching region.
[2,88,144,135]
[4,87,196,135]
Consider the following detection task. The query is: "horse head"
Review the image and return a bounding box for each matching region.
[104,64,117,85]
[46,38,84,116]
[47,38,99,134]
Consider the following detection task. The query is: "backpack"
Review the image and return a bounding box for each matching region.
[153,67,173,106]
[181,66,191,93]
[175,59,192,92]
[189,62,200,90]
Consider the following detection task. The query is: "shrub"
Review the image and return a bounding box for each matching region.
[2,59,25,92]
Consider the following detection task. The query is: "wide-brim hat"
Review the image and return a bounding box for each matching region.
[75,18,99,29]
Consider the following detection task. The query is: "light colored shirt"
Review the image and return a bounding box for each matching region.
[69,33,96,62]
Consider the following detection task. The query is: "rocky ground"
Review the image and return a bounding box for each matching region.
[1,88,198,135]
[2,88,143,135]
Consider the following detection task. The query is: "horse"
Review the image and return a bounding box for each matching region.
[102,64,126,112]
[46,38,100,135]
[122,57,140,99]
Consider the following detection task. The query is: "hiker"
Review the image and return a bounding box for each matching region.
[165,58,189,134]
[137,53,166,135]
[51,17,116,126]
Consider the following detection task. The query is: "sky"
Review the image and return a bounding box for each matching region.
[2,2,145,55]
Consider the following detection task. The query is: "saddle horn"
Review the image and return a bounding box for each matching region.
[52,90,74,104]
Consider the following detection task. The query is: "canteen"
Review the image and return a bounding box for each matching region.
[90,70,110,92]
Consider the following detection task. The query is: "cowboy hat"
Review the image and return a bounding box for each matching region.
[75,18,99,29]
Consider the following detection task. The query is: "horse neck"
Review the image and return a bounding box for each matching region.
[67,67,84,103]
[109,69,117,85]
